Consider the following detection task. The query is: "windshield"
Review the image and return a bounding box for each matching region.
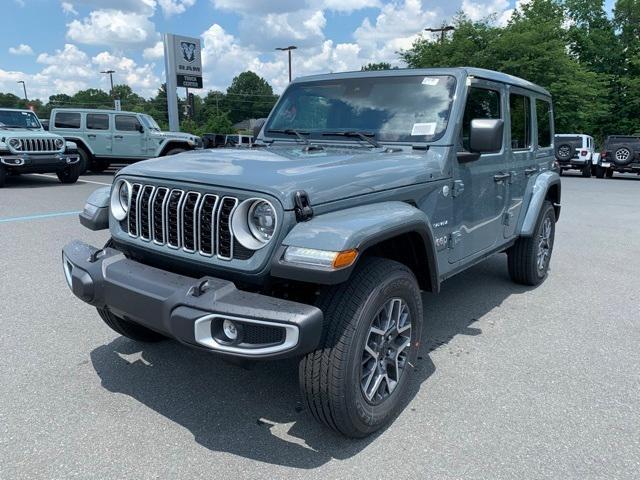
[140,114,161,131]
[265,75,456,143]
[0,110,42,129]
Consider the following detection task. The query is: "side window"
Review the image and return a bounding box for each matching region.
[510,94,532,150]
[86,114,109,130]
[54,112,81,129]
[462,87,501,151]
[535,98,552,148]
[115,115,141,132]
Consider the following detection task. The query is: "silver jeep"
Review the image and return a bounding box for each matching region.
[62,67,561,437]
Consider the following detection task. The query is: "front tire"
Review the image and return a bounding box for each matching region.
[56,163,81,184]
[299,257,423,438]
[89,158,110,173]
[0,165,6,188]
[163,147,186,156]
[97,307,166,342]
[581,163,591,178]
[606,169,614,178]
[508,201,556,286]
[76,146,90,174]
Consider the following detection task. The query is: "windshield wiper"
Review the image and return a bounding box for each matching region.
[321,130,382,148]
[266,129,323,151]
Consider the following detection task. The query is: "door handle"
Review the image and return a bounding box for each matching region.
[494,172,511,182]
[87,134,96,139]
[114,135,123,139]
[524,167,538,176]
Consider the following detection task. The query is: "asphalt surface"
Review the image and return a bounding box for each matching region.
[1,170,639,479]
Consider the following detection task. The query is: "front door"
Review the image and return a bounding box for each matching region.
[85,112,113,157]
[113,114,145,158]
[449,80,509,263]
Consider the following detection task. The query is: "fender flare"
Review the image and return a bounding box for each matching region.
[159,141,191,156]
[78,186,110,231]
[63,136,94,156]
[271,201,439,290]
[518,171,561,237]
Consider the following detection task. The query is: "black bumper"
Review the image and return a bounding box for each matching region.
[0,152,80,173]
[62,240,323,359]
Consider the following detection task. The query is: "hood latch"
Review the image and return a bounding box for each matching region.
[294,191,313,222]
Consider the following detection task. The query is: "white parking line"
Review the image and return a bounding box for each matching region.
[31,173,112,186]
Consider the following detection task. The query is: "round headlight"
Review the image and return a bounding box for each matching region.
[231,198,277,250]
[110,179,131,221]
[8,138,21,150]
[55,138,64,149]
[248,201,276,242]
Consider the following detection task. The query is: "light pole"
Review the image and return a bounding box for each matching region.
[17,80,27,102]
[275,46,297,83]
[100,69,115,97]
[424,25,455,43]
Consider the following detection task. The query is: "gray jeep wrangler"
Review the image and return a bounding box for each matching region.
[62,68,561,437]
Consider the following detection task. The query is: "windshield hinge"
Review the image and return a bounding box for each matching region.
[452,180,465,197]
[294,191,314,222]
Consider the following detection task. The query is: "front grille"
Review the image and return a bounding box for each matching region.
[16,138,60,153]
[126,183,253,261]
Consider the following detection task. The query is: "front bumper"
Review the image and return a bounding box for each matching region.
[62,240,323,359]
[0,152,80,172]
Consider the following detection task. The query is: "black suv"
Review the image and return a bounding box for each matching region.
[599,135,640,177]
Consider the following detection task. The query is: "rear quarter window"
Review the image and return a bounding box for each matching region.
[54,112,81,129]
[535,99,552,148]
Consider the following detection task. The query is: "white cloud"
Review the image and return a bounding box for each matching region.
[92,51,161,96]
[72,0,156,15]
[9,44,34,56]
[239,10,327,50]
[61,1,78,15]
[315,0,381,12]
[157,0,196,16]
[143,41,164,60]
[67,9,158,47]
[212,0,379,14]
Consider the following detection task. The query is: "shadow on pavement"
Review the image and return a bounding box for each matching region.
[90,254,529,468]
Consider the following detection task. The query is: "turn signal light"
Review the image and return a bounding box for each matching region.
[333,249,358,269]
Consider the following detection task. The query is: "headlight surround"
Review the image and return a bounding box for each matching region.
[54,138,64,149]
[110,179,131,221]
[8,138,21,150]
[231,198,277,250]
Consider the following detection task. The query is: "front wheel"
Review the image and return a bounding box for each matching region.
[606,169,614,178]
[163,148,186,156]
[56,163,81,184]
[581,163,592,178]
[97,307,166,342]
[0,165,6,188]
[89,158,110,173]
[299,257,423,438]
[507,201,556,286]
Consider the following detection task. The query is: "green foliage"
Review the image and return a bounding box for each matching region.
[223,71,278,124]
[401,0,640,141]
[361,62,395,71]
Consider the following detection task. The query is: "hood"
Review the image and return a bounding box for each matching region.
[120,145,448,209]
[153,131,198,141]
[1,129,56,138]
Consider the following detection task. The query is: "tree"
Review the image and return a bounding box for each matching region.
[224,71,278,123]
[361,62,395,71]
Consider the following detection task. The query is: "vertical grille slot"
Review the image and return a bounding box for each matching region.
[152,188,169,244]
[139,185,155,241]
[166,189,184,248]
[181,192,201,252]
[217,197,238,260]
[198,194,218,256]
[128,184,142,237]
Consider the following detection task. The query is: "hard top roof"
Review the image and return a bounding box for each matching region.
[51,108,143,115]
[293,67,551,97]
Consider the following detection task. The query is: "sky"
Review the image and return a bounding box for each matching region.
[1,0,617,101]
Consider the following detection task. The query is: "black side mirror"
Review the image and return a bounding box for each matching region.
[469,119,504,153]
[137,124,144,133]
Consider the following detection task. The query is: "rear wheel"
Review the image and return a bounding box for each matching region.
[0,165,6,188]
[299,257,422,438]
[581,162,591,178]
[595,165,605,179]
[56,162,81,184]
[508,201,556,286]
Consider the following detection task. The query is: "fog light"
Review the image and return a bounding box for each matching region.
[222,319,239,341]
[62,256,73,288]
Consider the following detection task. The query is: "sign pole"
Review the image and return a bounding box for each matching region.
[163,33,180,132]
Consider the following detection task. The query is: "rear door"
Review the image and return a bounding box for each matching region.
[113,114,145,158]
[449,79,509,263]
[85,113,113,157]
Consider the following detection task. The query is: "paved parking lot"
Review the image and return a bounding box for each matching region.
[1,171,639,479]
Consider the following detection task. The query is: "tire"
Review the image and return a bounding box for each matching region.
[606,169,614,178]
[163,148,186,156]
[299,257,423,438]
[507,201,556,286]
[613,145,633,166]
[0,165,6,188]
[56,162,81,184]
[76,146,90,174]
[581,162,591,178]
[558,168,564,176]
[89,158,110,173]
[555,143,574,161]
[595,165,605,179]
[97,307,166,342]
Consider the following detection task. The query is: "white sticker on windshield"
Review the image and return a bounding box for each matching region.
[411,122,436,136]
[422,77,439,86]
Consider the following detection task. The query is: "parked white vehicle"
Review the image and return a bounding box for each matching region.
[554,134,596,177]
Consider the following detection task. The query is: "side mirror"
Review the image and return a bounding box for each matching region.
[469,119,504,153]
[137,124,144,133]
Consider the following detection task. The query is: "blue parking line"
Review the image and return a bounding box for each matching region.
[0,210,82,224]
